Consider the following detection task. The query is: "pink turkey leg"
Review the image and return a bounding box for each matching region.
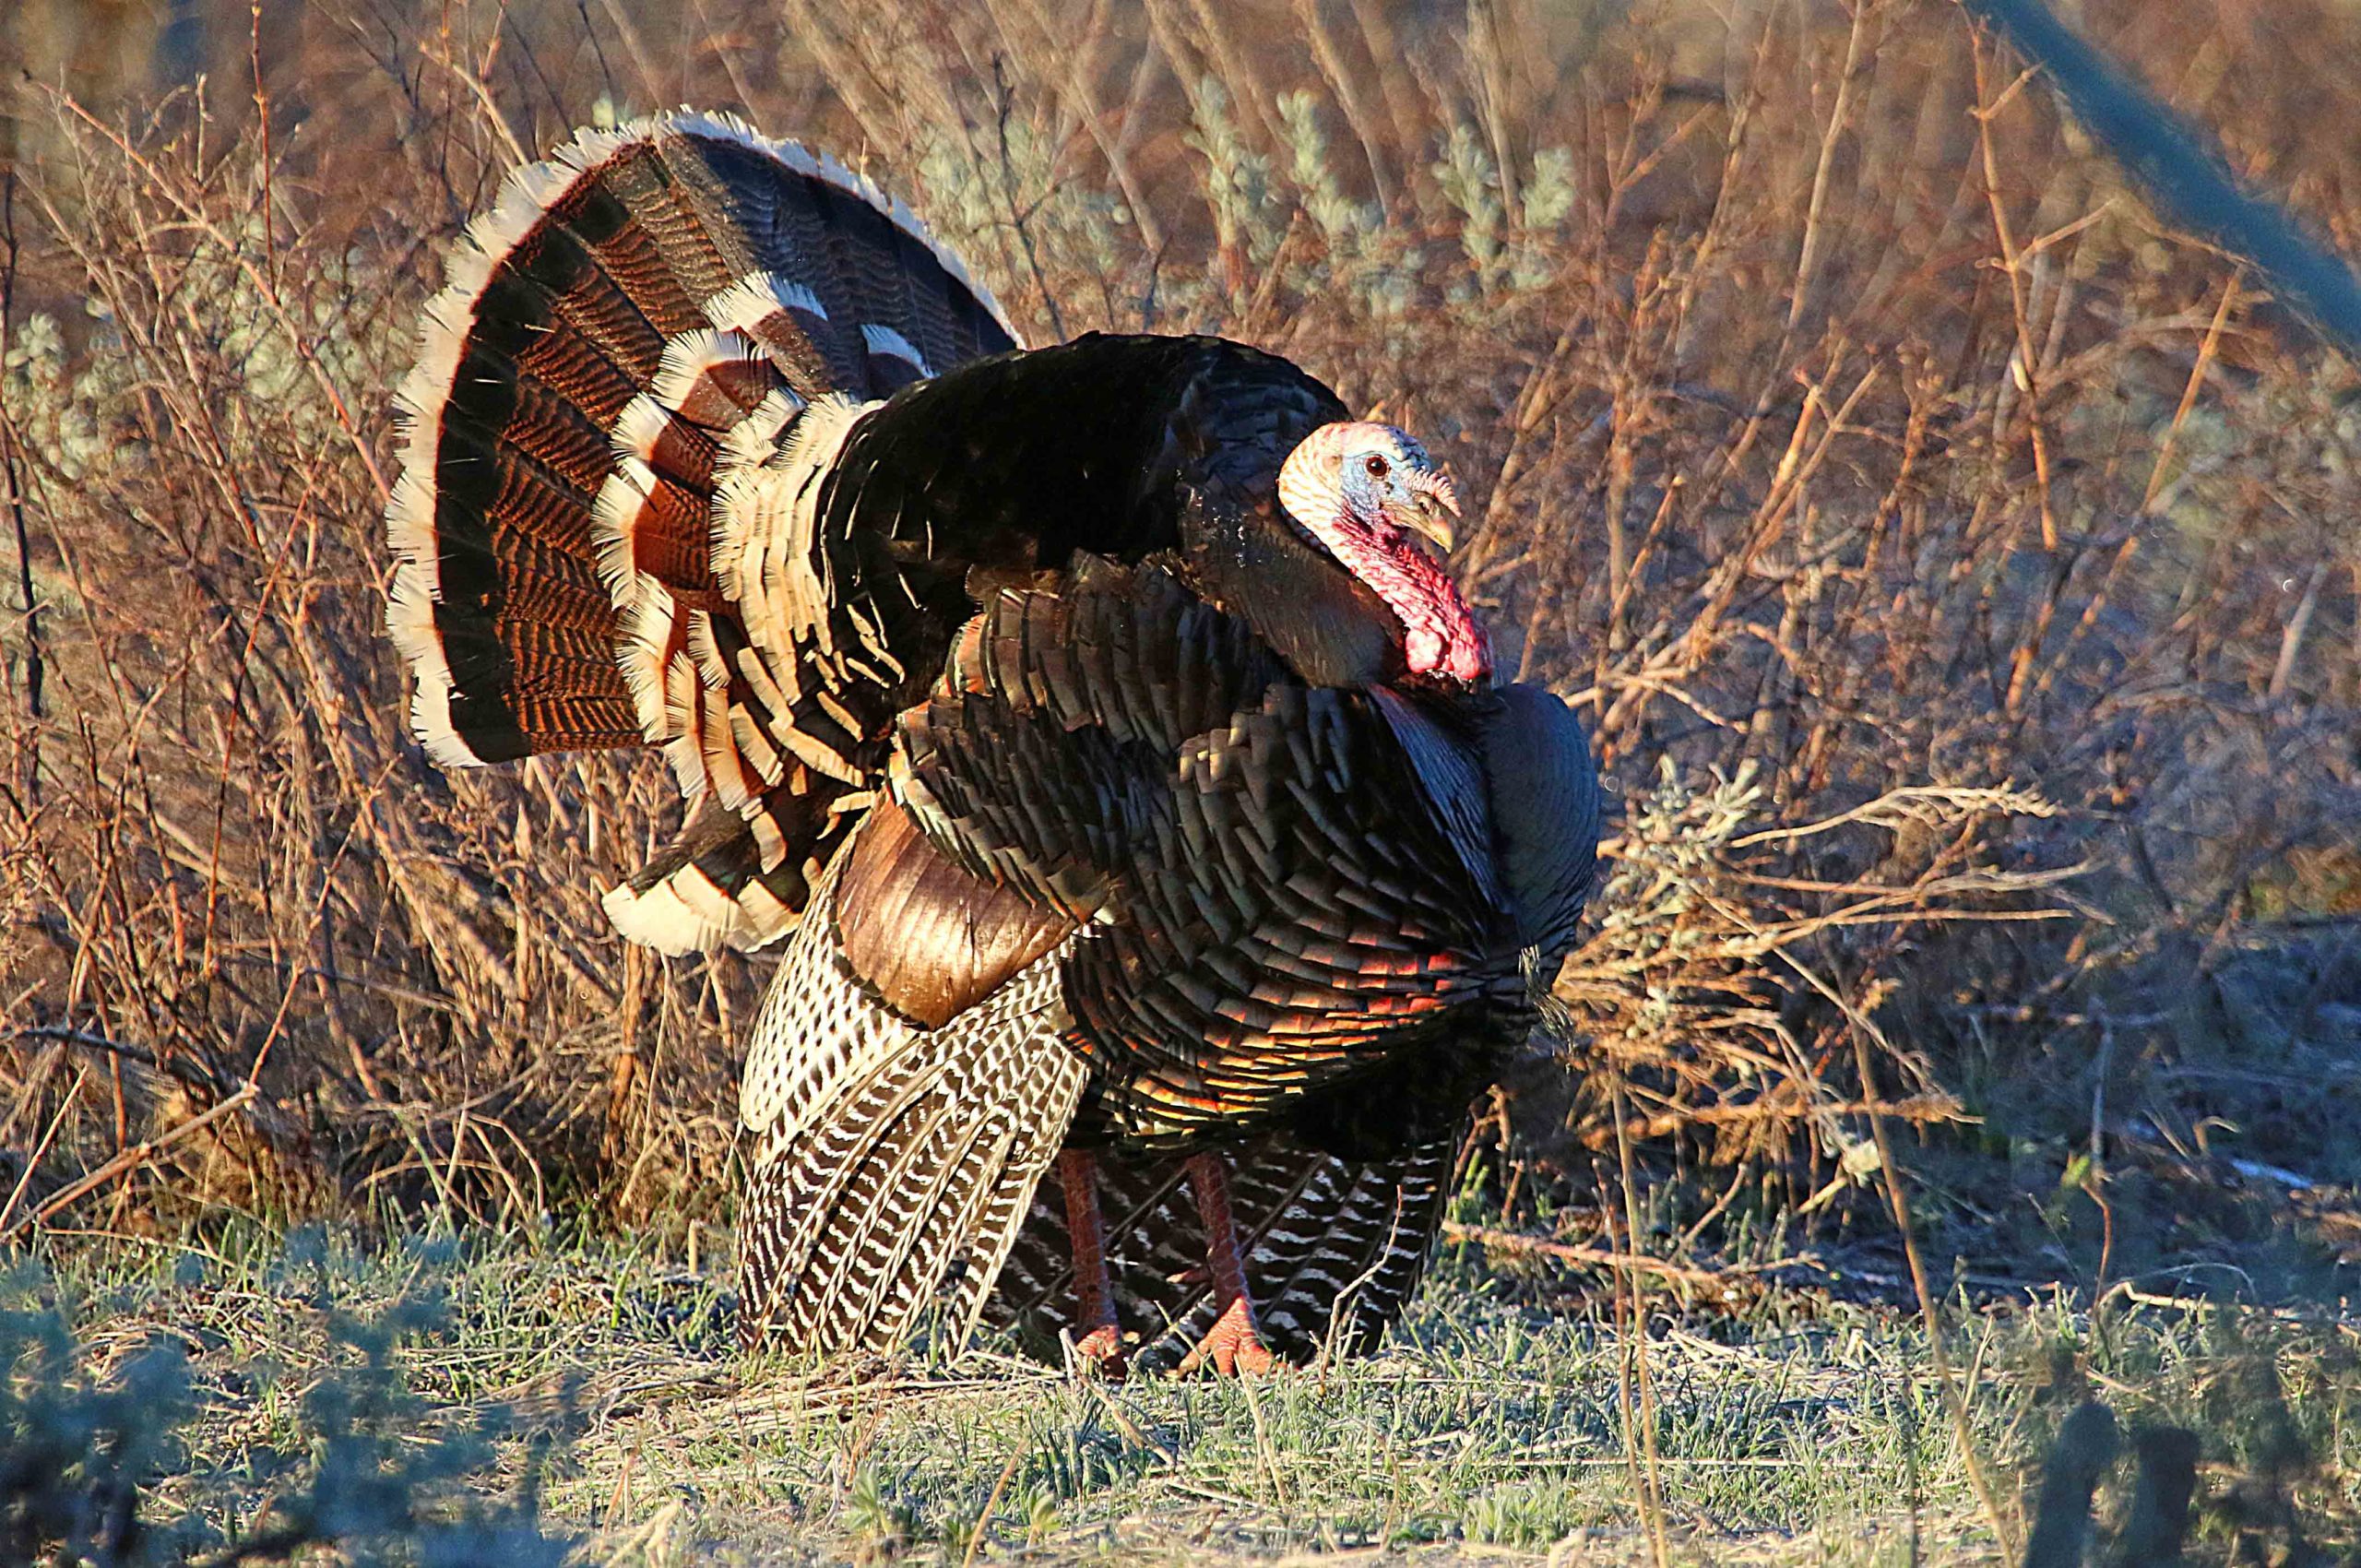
[1180,1152,1278,1375]
[1056,1149,1127,1374]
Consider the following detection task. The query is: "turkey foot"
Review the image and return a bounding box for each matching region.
[1057,1149,1128,1377]
[1178,1152,1278,1376]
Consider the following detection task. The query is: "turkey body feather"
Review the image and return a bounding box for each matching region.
[383,112,1600,1369]
[894,563,1579,1149]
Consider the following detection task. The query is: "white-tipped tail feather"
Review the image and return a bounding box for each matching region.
[384,106,1018,950]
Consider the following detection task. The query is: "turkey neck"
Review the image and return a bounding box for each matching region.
[820,332,1408,689]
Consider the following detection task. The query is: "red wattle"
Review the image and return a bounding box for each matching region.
[1341,535,1490,683]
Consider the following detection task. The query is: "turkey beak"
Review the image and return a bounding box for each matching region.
[1402,471,1461,554]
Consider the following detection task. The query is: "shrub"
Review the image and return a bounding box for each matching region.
[0,1269,567,1565]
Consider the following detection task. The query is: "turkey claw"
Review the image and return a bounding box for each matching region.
[1178,1295,1279,1377]
[1066,1324,1129,1381]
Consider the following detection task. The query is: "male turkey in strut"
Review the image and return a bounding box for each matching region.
[383,113,1599,1375]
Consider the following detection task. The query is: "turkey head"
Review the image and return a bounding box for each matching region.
[1274,421,1489,683]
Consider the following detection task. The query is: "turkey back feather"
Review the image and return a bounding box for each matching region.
[889,561,1522,1145]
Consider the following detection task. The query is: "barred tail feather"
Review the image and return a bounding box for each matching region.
[386,110,1020,946]
[599,793,857,956]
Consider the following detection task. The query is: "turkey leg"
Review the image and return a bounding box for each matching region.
[1056,1149,1127,1373]
[1179,1152,1279,1375]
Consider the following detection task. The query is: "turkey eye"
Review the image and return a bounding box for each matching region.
[1362,454,1390,480]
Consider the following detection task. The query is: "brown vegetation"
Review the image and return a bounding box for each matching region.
[0,0,2354,1298]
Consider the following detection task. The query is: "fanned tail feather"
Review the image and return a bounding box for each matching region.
[386,112,1018,948]
[600,790,866,955]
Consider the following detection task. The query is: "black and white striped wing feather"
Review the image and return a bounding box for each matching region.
[986,1127,1461,1368]
[736,855,1087,1355]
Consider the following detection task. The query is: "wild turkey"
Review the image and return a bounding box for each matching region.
[383,112,1600,1374]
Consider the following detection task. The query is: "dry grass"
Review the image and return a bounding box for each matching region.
[0,0,2352,1394]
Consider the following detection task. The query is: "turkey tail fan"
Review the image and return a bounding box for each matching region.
[736,855,1086,1357]
[600,792,828,955]
[986,1127,1459,1369]
[385,112,1019,946]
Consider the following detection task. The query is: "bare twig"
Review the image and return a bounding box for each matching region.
[1959,0,2361,359]
[0,167,41,797]
[2,1085,257,1244]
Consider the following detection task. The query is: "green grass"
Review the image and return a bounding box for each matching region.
[12,1225,2358,1564]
